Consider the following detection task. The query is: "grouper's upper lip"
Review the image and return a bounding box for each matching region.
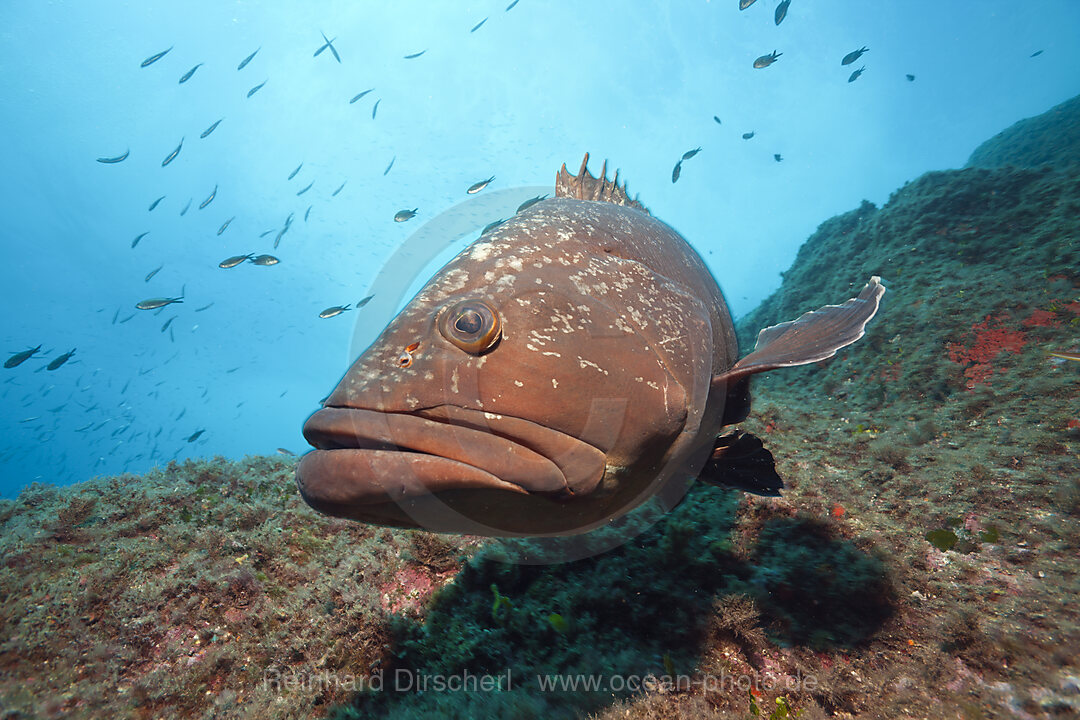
[299,405,607,504]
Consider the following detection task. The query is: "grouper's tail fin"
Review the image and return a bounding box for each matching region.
[713,276,885,387]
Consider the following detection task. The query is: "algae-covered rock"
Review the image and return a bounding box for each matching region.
[966,93,1080,171]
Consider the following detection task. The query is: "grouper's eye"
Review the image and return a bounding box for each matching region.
[438,299,501,354]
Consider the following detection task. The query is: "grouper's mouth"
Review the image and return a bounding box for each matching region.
[296,405,607,519]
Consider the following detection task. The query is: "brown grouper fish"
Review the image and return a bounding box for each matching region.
[297,155,885,536]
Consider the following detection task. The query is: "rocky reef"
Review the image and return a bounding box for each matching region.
[2,96,1079,718]
[966,93,1080,172]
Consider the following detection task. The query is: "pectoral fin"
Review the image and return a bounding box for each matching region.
[713,276,885,387]
[697,430,783,496]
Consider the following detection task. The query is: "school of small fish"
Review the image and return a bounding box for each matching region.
[15,1,1046,488]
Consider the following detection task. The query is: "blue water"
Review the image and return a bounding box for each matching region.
[1,1,1078,496]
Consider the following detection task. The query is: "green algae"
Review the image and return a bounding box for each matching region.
[966,93,1080,172]
[0,455,480,719]
[925,528,959,552]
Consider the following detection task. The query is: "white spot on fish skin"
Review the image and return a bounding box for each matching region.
[423,371,434,381]
[577,357,609,375]
[406,396,420,408]
[514,380,524,387]
[451,367,460,394]
[551,378,558,389]
[469,243,495,262]
[542,351,561,357]
[515,298,532,306]
[529,329,553,344]
[526,343,539,352]
[440,267,470,293]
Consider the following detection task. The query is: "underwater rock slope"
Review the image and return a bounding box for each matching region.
[966,93,1080,172]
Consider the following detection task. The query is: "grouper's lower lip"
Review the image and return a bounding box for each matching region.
[297,406,584,511]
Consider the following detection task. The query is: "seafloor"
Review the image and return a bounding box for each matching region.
[1,96,1078,720]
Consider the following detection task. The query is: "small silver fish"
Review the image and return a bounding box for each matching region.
[357,294,375,308]
[372,99,381,119]
[180,198,192,216]
[297,181,314,196]
[671,160,682,184]
[506,0,520,9]
[848,66,865,83]
[481,218,505,235]
[516,194,548,213]
[384,156,395,176]
[148,195,165,211]
[162,138,183,166]
[145,264,163,282]
[199,185,218,209]
[97,149,129,164]
[200,118,223,138]
[278,448,296,456]
[140,47,173,68]
[713,116,721,124]
[132,232,149,249]
[742,131,755,139]
[219,254,253,269]
[136,296,183,310]
[288,162,303,180]
[1030,50,1043,58]
[4,345,41,368]
[195,303,214,312]
[682,147,701,160]
[906,74,915,82]
[251,254,279,266]
[394,208,418,222]
[404,50,426,59]
[841,47,868,65]
[319,305,351,319]
[315,32,341,62]
[187,429,205,442]
[775,0,790,25]
[471,18,488,32]
[161,316,176,332]
[332,181,346,197]
[217,216,235,235]
[237,47,260,71]
[304,205,312,221]
[739,0,757,9]
[178,63,203,84]
[774,153,783,162]
[46,349,75,371]
[350,88,374,104]
[247,79,267,98]
[467,176,495,194]
[753,50,782,68]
